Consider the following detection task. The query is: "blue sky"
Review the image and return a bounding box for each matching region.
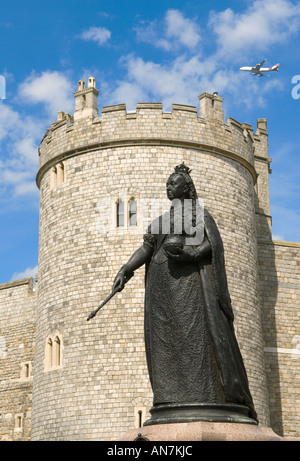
[0,0,299,283]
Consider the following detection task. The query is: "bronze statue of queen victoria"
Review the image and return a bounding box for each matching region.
[113,163,257,426]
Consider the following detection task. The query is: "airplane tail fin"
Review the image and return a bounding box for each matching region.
[271,63,280,71]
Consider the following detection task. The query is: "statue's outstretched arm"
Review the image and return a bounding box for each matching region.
[113,245,153,292]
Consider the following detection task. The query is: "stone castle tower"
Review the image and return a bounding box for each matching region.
[1,78,299,441]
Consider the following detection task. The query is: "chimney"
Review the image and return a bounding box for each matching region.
[198,92,224,123]
[256,118,267,134]
[74,78,99,120]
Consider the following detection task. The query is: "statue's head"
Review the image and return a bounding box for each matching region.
[166,163,197,201]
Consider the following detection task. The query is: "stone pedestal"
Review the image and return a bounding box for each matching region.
[121,422,283,441]
[143,402,257,426]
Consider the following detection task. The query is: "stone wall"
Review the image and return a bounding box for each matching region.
[259,240,300,438]
[0,278,36,440]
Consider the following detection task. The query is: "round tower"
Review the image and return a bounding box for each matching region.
[31,79,270,440]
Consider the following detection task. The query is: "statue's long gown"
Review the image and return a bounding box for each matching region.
[143,209,257,421]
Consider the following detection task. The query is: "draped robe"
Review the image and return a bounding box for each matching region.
[143,208,257,421]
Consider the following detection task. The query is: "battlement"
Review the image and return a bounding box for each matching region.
[74,77,99,120]
[0,277,36,294]
[37,78,270,188]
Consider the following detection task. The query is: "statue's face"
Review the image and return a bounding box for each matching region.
[166,174,188,200]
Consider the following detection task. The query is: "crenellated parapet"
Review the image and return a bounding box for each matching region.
[37,79,270,189]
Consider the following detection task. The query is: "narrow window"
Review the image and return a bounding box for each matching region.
[14,414,23,432]
[54,336,61,367]
[21,361,32,379]
[138,410,143,428]
[129,198,137,226]
[134,406,147,428]
[50,162,66,189]
[45,335,62,371]
[46,338,53,370]
[57,162,64,186]
[50,166,57,190]
[117,199,124,227]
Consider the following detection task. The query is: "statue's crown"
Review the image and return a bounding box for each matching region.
[174,163,192,175]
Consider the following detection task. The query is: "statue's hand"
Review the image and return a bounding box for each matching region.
[165,247,197,262]
[112,274,125,292]
[113,270,126,292]
[112,265,134,292]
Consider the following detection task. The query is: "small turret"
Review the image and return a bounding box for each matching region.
[256,118,267,134]
[198,92,224,123]
[74,77,99,120]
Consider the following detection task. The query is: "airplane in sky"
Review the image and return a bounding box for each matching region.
[240,59,280,77]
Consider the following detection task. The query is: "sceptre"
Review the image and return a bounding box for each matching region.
[87,270,134,321]
[87,289,120,321]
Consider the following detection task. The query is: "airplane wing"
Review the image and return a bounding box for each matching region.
[254,59,267,71]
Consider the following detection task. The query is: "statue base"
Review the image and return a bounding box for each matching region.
[121,421,282,442]
[143,402,257,426]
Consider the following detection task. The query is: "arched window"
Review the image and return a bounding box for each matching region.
[117,199,124,227]
[129,198,137,226]
[57,162,64,185]
[50,161,66,189]
[46,338,53,370]
[50,166,57,190]
[45,335,62,371]
[54,336,61,367]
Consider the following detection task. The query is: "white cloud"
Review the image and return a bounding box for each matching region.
[109,51,282,112]
[14,181,38,197]
[0,71,75,202]
[272,234,285,241]
[111,55,198,110]
[113,3,296,112]
[0,102,21,141]
[109,80,148,109]
[165,9,201,49]
[1,168,32,185]
[0,100,41,198]
[135,9,201,51]
[135,21,168,50]
[18,71,74,118]
[209,0,300,59]
[80,26,111,46]
[10,265,38,282]
[0,71,73,201]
